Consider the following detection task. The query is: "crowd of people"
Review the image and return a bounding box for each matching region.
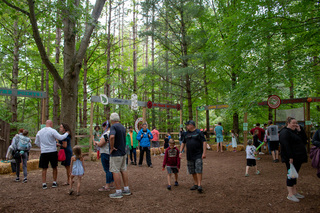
[6,114,320,202]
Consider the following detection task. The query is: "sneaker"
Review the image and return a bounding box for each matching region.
[133,162,137,165]
[122,189,131,196]
[287,195,300,202]
[259,152,265,155]
[197,186,203,193]
[174,181,179,186]
[15,177,20,182]
[23,178,27,183]
[52,182,58,188]
[256,157,261,160]
[69,189,74,195]
[42,184,47,190]
[167,185,171,190]
[245,173,249,177]
[190,185,198,190]
[149,165,153,168]
[130,162,134,165]
[294,193,305,199]
[160,153,164,156]
[109,192,123,199]
[256,171,260,175]
[275,159,279,163]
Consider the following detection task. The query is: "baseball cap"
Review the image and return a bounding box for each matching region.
[185,120,196,126]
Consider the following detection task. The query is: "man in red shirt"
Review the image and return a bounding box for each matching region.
[151,126,161,156]
[250,123,265,154]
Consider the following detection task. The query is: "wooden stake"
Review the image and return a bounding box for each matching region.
[143,107,146,123]
[89,102,94,160]
[243,112,248,146]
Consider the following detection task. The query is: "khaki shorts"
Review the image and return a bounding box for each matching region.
[110,155,127,173]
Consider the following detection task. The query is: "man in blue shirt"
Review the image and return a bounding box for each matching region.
[214,122,224,152]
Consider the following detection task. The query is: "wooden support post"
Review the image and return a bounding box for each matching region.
[41,99,46,124]
[143,107,147,123]
[88,102,94,160]
[196,109,198,129]
[306,101,311,153]
[243,112,248,147]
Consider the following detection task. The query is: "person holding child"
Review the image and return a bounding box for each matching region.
[245,139,260,177]
[180,120,207,193]
[162,139,180,190]
[69,146,85,196]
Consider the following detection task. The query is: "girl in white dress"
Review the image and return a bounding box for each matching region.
[231,129,238,152]
[69,146,85,196]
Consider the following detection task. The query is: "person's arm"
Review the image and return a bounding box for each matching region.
[110,135,115,153]
[52,129,69,141]
[95,136,106,147]
[136,130,142,141]
[148,130,153,140]
[179,143,185,158]
[35,134,40,147]
[200,132,207,159]
[312,130,320,147]
[70,157,74,176]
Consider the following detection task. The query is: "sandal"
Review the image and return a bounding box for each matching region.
[63,182,70,186]
[98,186,111,192]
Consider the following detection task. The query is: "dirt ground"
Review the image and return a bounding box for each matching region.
[1,150,319,213]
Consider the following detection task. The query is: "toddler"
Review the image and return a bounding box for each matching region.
[231,129,238,152]
[162,139,180,190]
[245,139,260,177]
[69,146,85,196]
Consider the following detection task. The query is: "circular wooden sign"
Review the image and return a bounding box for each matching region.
[267,95,281,109]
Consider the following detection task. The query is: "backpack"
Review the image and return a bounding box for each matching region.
[17,135,30,151]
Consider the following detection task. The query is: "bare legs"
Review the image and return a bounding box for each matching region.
[42,167,57,183]
[69,175,82,195]
[113,171,129,190]
[192,173,202,186]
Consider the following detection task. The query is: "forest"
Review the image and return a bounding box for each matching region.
[0,0,319,141]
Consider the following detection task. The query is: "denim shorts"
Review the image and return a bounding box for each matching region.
[187,158,203,174]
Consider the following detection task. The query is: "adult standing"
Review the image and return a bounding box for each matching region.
[35,120,69,189]
[180,120,207,193]
[279,117,308,202]
[58,123,73,185]
[10,129,24,174]
[126,126,138,165]
[109,113,131,198]
[214,122,224,152]
[136,123,153,167]
[12,130,32,183]
[267,121,280,163]
[151,126,160,156]
[250,123,265,154]
[94,121,114,191]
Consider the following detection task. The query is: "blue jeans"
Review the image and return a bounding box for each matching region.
[101,153,114,184]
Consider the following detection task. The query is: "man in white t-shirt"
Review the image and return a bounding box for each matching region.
[35,120,69,189]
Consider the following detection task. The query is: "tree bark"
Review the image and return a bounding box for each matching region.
[11,20,19,123]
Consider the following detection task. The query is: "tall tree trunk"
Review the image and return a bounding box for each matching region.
[231,71,239,135]
[11,20,19,123]
[83,54,88,128]
[204,64,210,138]
[104,1,112,118]
[53,11,61,126]
[133,0,137,94]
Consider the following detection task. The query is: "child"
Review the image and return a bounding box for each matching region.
[231,129,238,152]
[69,146,85,196]
[245,139,260,177]
[162,139,180,190]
